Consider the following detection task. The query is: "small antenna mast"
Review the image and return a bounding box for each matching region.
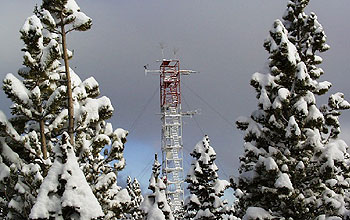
[173,47,179,59]
[159,42,166,59]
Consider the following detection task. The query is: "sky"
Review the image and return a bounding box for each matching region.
[1,0,350,194]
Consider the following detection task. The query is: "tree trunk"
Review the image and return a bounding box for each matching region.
[60,14,74,145]
[39,106,47,160]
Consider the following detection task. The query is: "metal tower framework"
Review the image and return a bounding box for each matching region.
[160,59,184,212]
[145,58,195,213]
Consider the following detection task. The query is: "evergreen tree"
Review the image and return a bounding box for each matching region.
[40,0,92,144]
[87,126,130,219]
[233,1,350,219]
[0,1,129,218]
[33,4,130,217]
[0,12,63,219]
[221,201,239,220]
[29,132,104,220]
[184,135,230,220]
[125,176,144,219]
[140,154,174,220]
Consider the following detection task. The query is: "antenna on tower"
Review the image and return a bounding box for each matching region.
[173,47,179,59]
[159,42,166,59]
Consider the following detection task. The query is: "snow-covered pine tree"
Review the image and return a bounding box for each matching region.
[184,135,230,220]
[40,0,92,144]
[221,201,239,220]
[29,132,104,220]
[0,1,130,218]
[37,1,131,217]
[124,176,144,219]
[140,154,174,220]
[0,12,63,219]
[85,126,130,219]
[283,1,350,218]
[233,1,350,219]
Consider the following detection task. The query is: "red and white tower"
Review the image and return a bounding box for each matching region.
[160,59,183,212]
[146,59,195,213]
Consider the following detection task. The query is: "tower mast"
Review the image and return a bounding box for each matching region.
[146,58,195,214]
[160,59,184,212]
